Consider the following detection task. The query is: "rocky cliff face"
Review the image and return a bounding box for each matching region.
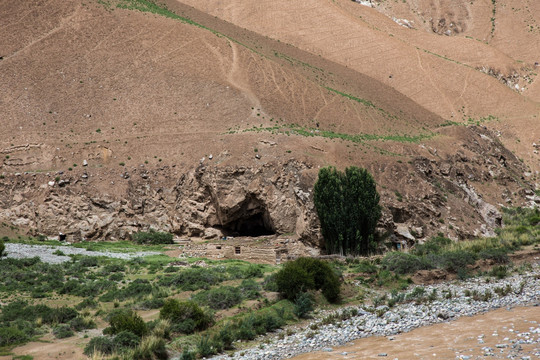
[0,160,322,245]
[0,127,537,248]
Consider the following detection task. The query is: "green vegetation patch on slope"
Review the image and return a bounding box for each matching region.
[238,123,433,144]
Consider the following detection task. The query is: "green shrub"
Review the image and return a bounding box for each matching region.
[214,324,235,350]
[239,279,261,299]
[69,316,97,331]
[428,250,477,272]
[114,330,140,349]
[0,326,28,346]
[381,252,431,275]
[100,279,153,302]
[275,258,340,303]
[234,316,256,341]
[84,336,115,356]
[159,299,213,334]
[103,263,126,273]
[132,230,173,245]
[314,166,381,255]
[79,256,99,267]
[45,306,79,324]
[104,309,148,337]
[109,273,124,281]
[275,261,314,300]
[158,267,226,291]
[262,273,278,292]
[53,324,74,339]
[293,292,314,319]
[1,301,78,325]
[352,260,377,274]
[226,264,264,279]
[0,240,4,257]
[478,248,509,264]
[490,265,508,279]
[192,286,242,310]
[131,336,168,360]
[136,297,165,310]
[180,348,196,360]
[411,235,452,256]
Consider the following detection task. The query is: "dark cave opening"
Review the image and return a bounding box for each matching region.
[222,212,275,237]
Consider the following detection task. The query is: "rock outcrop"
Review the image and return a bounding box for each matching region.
[0,127,535,249]
[0,161,322,246]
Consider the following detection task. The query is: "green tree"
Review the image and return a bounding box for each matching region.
[313,166,381,256]
[275,257,340,303]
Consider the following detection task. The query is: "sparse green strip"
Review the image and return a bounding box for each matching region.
[324,87,376,108]
[324,87,402,122]
[274,52,324,72]
[437,115,499,128]
[112,0,264,56]
[419,48,473,69]
[237,123,433,144]
[491,0,497,35]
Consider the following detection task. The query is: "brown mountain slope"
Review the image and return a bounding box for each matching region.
[176,0,540,172]
[0,0,537,245]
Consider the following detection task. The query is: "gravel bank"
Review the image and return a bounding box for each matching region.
[3,243,161,264]
[209,264,540,360]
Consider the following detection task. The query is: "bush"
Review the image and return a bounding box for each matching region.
[197,335,218,357]
[75,298,98,310]
[131,336,168,360]
[293,292,314,319]
[226,264,264,279]
[114,330,140,349]
[0,326,28,346]
[275,261,314,300]
[276,257,341,303]
[136,297,165,310]
[158,267,226,291]
[79,256,99,267]
[101,279,153,302]
[180,348,196,360]
[1,301,78,325]
[411,235,452,256]
[313,166,381,255]
[262,273,278,292]
[0,240,4,257]
[381,252,431,275]
[69,316,96,331]
[239,279,261,300]
[490,265,508,279]
[192,286,242,310]
[132,230,173,245]
[478,248,509,264]
[104,309,148,337]
[84,336,115,356]
[159,299,213,334]
[353,260,377,274]
[53,324,74,339]
[428,250,477,272]
[44,306,79,324]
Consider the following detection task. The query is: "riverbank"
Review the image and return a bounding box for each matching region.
[209,263,540,360]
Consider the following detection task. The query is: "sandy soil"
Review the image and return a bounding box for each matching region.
[292,306,540,360]
[175,0,540,173]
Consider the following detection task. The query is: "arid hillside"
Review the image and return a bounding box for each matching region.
[0,0,538,245]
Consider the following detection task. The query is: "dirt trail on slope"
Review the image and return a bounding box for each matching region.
[292,306,540,360]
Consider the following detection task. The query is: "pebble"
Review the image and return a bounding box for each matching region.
[208,264,540,360]
[4,243,160,264]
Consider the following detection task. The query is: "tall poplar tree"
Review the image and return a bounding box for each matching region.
[313,166,381,256]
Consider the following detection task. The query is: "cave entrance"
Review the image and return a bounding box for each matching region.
[222,212,275,237]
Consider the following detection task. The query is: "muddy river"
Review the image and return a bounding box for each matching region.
[291,306,539,360]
